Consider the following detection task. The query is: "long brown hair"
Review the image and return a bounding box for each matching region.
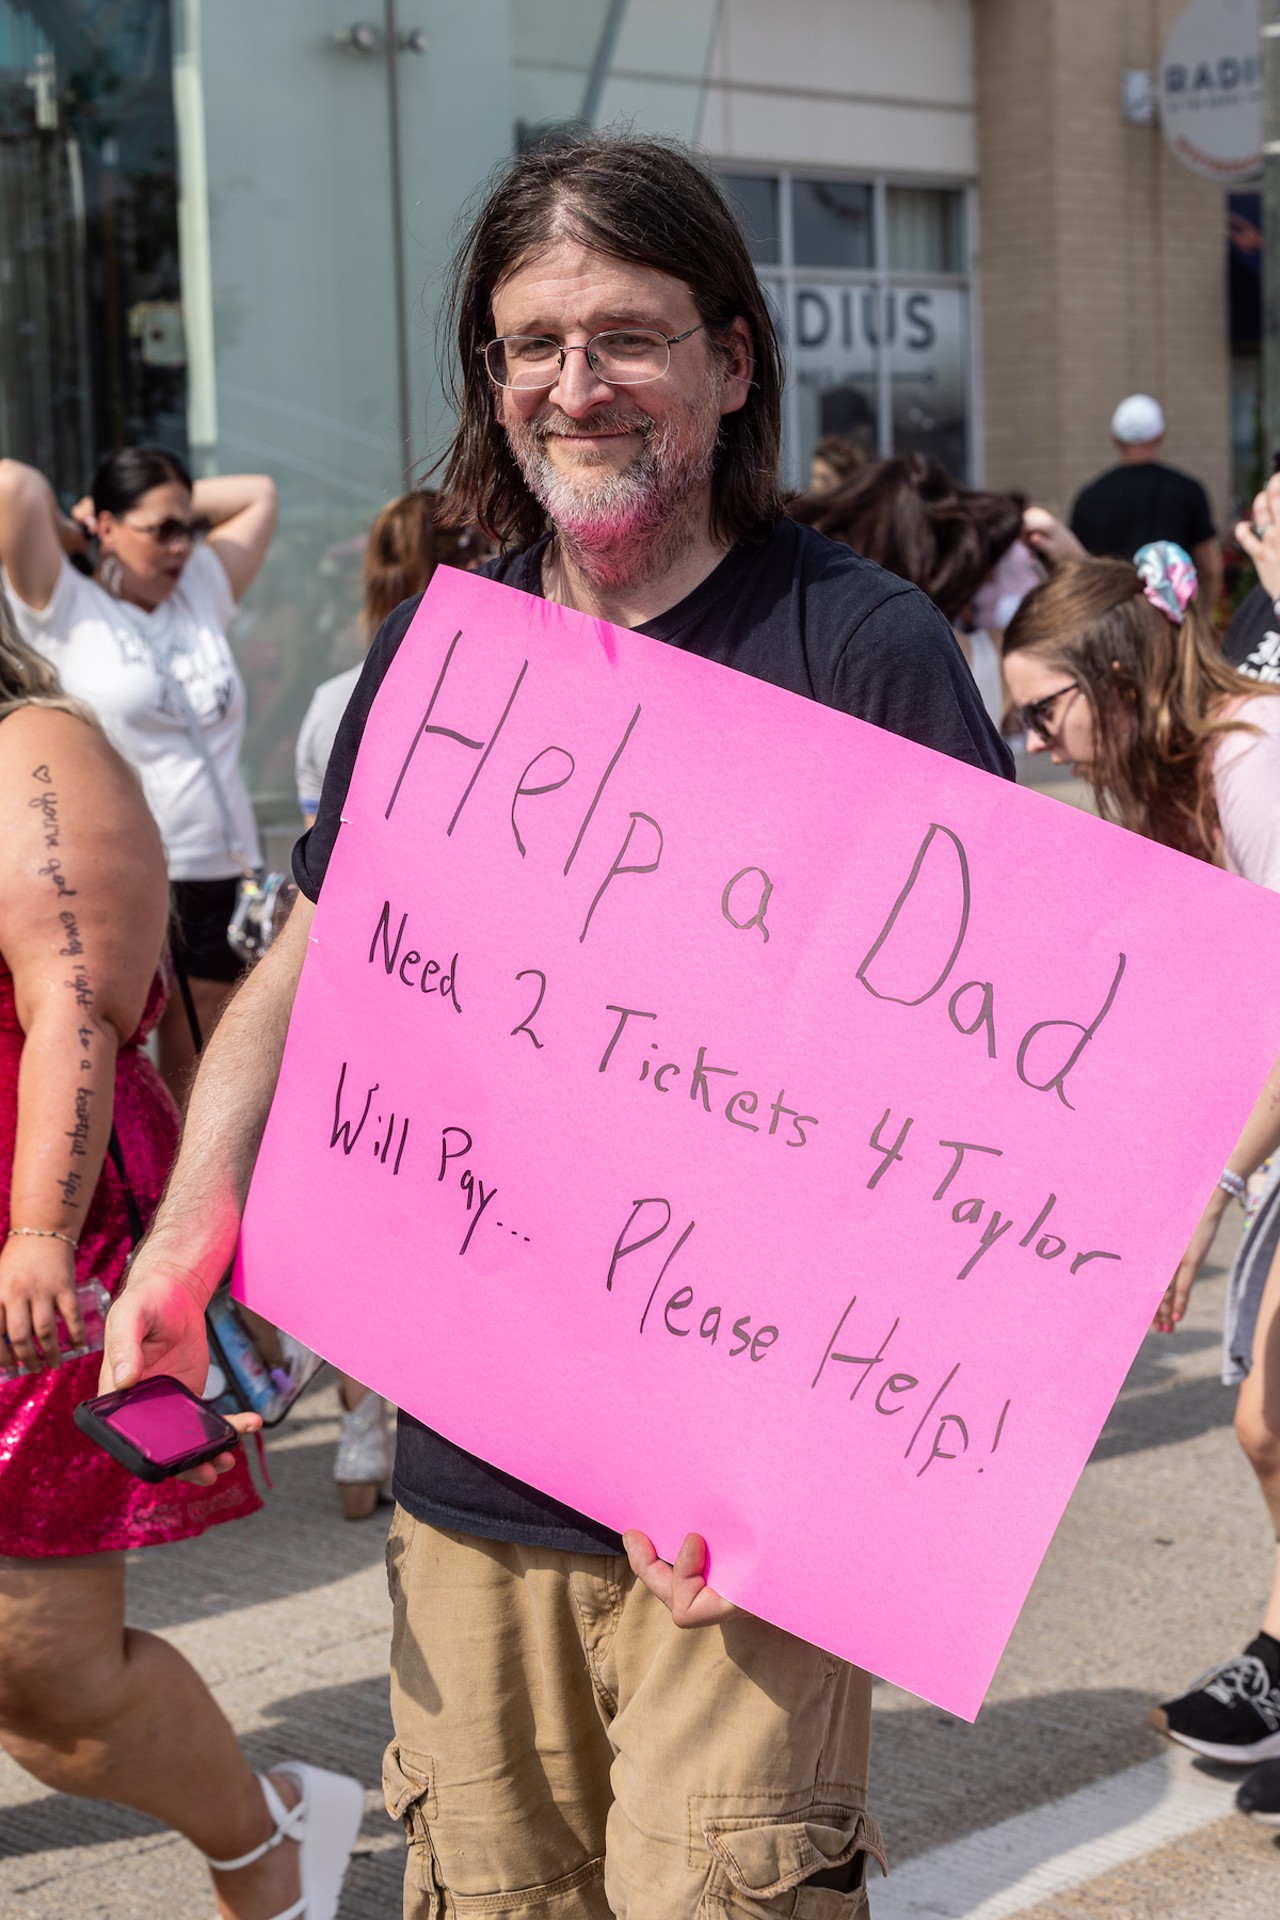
[361,490,488,636]
[1003,558,1275,860]
[790,453,1023,623]
[436,132,786,550]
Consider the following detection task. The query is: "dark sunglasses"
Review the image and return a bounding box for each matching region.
[121,514,211,548]
[1013,681,1080,743]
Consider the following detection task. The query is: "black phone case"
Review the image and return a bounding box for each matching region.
[205,1286,320,1429]
[74,1380,240,1484]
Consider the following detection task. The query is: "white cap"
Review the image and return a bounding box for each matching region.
[1110,394,1165,444]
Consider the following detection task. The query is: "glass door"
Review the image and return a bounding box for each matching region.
[0,0,184,500]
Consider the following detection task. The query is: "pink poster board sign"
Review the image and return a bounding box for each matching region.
[237,567,1280,1718]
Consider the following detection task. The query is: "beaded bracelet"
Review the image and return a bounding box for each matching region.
[1218,1169,1247,1202]
[6,1226,79,1251]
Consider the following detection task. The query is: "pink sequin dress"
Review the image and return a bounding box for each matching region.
[0,959,261,1555]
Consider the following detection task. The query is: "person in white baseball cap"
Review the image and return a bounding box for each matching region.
[1069,395,1221,612]
[1110,393,1166,443]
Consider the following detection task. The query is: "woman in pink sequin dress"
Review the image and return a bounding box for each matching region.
[0,608,323,1919]
[0,917,261,1556]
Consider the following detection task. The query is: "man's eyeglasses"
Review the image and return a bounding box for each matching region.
[482,325,705,391]
[121,515,210,549]
[1013,681,1081,744]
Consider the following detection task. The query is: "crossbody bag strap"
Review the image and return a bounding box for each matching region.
[106,1126,146,1247]
[168,943,204,1054]
[152,647,257,880]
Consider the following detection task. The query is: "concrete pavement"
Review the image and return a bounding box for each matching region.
[3,756,1277,1917]
[3,1187,1275,1918]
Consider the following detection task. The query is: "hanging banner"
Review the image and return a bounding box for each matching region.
[237,566,1280,1718]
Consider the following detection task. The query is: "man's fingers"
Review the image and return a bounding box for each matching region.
[224,1410,263,1439]
[623,1530,674,1607]
[1236,519,1262,562]
[673,1532,709,1584]
[623,1530,661,1578]
[101,1291,149,1390]
[624,1530,735,1626]
[169,1410,259,1485]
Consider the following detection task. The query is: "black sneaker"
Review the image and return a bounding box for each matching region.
[1237,1758,1280,1825]
[1148,1644,1280,1764]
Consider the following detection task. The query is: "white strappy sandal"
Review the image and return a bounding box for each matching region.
[207,1762,364,1920]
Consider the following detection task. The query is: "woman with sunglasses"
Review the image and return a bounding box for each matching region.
[1004,541,1280,1817]
[0,449,277,1100]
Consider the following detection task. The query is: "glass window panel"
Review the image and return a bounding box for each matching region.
[791,178,873,270]
[787,279,879,475]
[889,284,969,478]
[721,172,780,266]
[887,187,965,274]
[0,0,183,500]
[512,0,612,143]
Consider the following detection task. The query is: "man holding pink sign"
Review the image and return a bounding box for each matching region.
[105,134,1014,1920]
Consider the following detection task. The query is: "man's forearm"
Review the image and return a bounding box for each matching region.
[144,896,314,1297]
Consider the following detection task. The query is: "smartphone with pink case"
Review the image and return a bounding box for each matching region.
[75,1375,240,1483]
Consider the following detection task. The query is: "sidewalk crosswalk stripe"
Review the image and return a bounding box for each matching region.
[873,1749,1239,1919]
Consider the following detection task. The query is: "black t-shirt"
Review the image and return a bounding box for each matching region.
[1224,583,1280,682]
[1069,462,1214,562]
[293,517,1013,1553]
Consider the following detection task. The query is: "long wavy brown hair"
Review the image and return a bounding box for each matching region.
[790,453,1023,622]
[1003,559,1276,861]
[362,490,489,636]
[436,132,786,550]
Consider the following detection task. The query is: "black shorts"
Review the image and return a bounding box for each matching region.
[169,877,243,984]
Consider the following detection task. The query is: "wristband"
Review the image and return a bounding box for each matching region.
[1218,1169,1247,1201]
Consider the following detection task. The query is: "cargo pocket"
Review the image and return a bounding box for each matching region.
[700,1807,887,1919]
[383,1740,442,1918]
[382,1744,607,1917]
[448,1856,608,1915]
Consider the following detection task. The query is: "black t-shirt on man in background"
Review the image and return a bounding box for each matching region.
[1224,584,1280,683]
[293,516,1014,1554]
[1069,461,1215,562]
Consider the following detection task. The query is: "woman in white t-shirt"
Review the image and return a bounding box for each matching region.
[1002,542,1280,1800]
[0,449,277,1099]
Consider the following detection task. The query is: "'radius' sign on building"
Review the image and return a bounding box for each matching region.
[1160,0,1262,184]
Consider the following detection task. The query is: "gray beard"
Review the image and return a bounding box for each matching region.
[506,390,721,583]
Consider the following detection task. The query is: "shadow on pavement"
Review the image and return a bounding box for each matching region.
[245,1672,393,1787]
[1090,1372,1236,1462]
[126,1395,394,1632]
[0,1792,158,1860]
[873,1686,1162,1864]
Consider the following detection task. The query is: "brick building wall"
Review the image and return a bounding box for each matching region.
[976,0,1231,528]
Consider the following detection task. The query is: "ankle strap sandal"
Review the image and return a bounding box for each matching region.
[207,1763,364,1920]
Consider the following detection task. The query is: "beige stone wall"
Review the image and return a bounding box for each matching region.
[976,0,1231,529]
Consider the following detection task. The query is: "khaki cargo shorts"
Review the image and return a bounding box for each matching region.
[383,1509,884,1919]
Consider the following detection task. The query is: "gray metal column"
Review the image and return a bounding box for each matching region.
[1263,0,1280,460]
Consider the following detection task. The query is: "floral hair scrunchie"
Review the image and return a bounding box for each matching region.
[1134,541,1198,626]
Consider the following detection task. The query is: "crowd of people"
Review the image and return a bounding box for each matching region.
[0,127,1277,1917]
